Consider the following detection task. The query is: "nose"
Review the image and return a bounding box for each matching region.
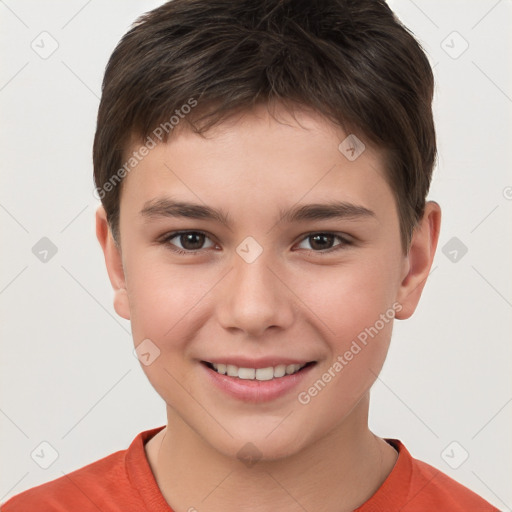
[216,248,295,337]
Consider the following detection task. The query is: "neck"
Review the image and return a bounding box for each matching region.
[145,394,398,512]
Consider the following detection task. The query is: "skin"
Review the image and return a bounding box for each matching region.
[96,103,441,512]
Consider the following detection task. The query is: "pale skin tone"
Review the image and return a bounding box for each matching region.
[96,103,441,512]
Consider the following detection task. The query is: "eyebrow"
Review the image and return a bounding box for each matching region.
[140,197,375,227]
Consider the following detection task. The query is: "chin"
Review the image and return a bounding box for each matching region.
[208,420,315,464]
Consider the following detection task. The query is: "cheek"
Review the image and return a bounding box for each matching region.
[291,253,399,399]
[296,253,401,340]
[125,259,213,406]
[294,262,398,428]
[125,252,214,344]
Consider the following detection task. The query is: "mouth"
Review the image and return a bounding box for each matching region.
[200,358,318,403]
[201,360,316,381]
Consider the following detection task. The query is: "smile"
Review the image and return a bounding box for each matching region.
[204,361,313,381]
[201,359,317,402]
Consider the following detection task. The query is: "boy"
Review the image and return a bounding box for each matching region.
[1,0,499,510]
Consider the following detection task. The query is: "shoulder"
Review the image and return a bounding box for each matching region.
[1,449,127,512]
[0,427,166,512]
[390,440,499,511]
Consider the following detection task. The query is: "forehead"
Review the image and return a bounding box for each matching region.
[120,104,395,224]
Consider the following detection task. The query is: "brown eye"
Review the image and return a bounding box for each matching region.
[296,232,351,253]
[308,233,336,250]
[164,231,215,253]
[178,232,206,250]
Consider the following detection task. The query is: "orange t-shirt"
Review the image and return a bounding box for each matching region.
[1,425,499,511]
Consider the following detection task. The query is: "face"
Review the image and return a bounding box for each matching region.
[98,104,433,461]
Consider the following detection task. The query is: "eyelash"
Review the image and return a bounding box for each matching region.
[159,230,353,256]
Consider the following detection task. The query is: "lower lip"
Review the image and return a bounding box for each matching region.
[200,362,316,403]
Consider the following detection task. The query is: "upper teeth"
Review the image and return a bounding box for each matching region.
[211,363,307,380]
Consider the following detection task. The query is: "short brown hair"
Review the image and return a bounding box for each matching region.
[93,0,436,250]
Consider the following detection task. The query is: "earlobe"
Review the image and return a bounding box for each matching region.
[395,201,441,320]
[95,206,131,320]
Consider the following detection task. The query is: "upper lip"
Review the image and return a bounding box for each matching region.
[201,357,316,369]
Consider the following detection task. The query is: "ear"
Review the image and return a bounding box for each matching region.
[395,201,441,320]
[95,206,131,320]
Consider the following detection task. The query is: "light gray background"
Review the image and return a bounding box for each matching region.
[1,0,511,509]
